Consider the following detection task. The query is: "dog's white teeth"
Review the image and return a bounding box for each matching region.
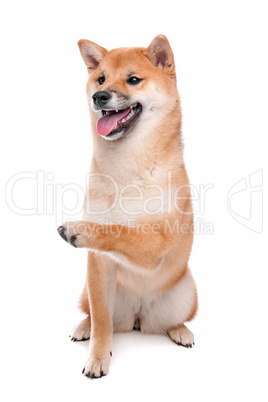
[118,108,136,126]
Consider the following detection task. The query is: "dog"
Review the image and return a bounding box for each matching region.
[58,35,198,378]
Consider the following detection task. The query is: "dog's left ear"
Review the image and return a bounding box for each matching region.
[143,35,176,81]
[78,39,108,71]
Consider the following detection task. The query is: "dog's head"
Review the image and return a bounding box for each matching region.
[78,35,180,141]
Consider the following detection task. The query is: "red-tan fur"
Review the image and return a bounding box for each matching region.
[59,35,198,378]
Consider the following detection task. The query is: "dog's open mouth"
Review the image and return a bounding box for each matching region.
[97,103,142,137]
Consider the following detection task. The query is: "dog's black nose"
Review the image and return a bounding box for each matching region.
[92,91,111,108]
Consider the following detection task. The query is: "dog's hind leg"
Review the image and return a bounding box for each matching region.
[71,316,91,342]
[168,324,195,348]
[70,284,91,341]
[79,283,90,316]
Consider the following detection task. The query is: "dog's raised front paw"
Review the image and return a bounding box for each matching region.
[57,221,90,248]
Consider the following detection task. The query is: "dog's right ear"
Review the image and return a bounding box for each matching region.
[143,35,176,82]
[77,40,108,71]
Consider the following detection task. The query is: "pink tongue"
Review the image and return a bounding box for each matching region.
[97,108,131,136]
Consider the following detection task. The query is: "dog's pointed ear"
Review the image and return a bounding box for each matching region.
[144,35,176,79]
[77,39,108,71]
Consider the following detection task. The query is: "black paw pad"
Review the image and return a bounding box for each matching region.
[57,226,68,242]
[70,235,77,248]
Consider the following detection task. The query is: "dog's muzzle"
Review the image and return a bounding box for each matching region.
[92,91,111,109]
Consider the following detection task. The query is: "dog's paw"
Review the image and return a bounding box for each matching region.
[70,317,91,342]
[82,354,111,379]
[57,221,90,248]
[168,324,195,348]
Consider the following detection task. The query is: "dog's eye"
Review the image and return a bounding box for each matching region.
[127,76,142,85]
[98,76,105,85]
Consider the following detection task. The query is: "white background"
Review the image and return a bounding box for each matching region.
[1,1,267,401]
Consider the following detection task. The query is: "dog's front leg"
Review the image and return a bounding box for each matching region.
[82,251,116,378]
[58,219,176,270]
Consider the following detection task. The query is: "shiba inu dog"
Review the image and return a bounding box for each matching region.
[58,35,198,378]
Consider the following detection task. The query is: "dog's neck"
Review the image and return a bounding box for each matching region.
[90,114,184,185]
